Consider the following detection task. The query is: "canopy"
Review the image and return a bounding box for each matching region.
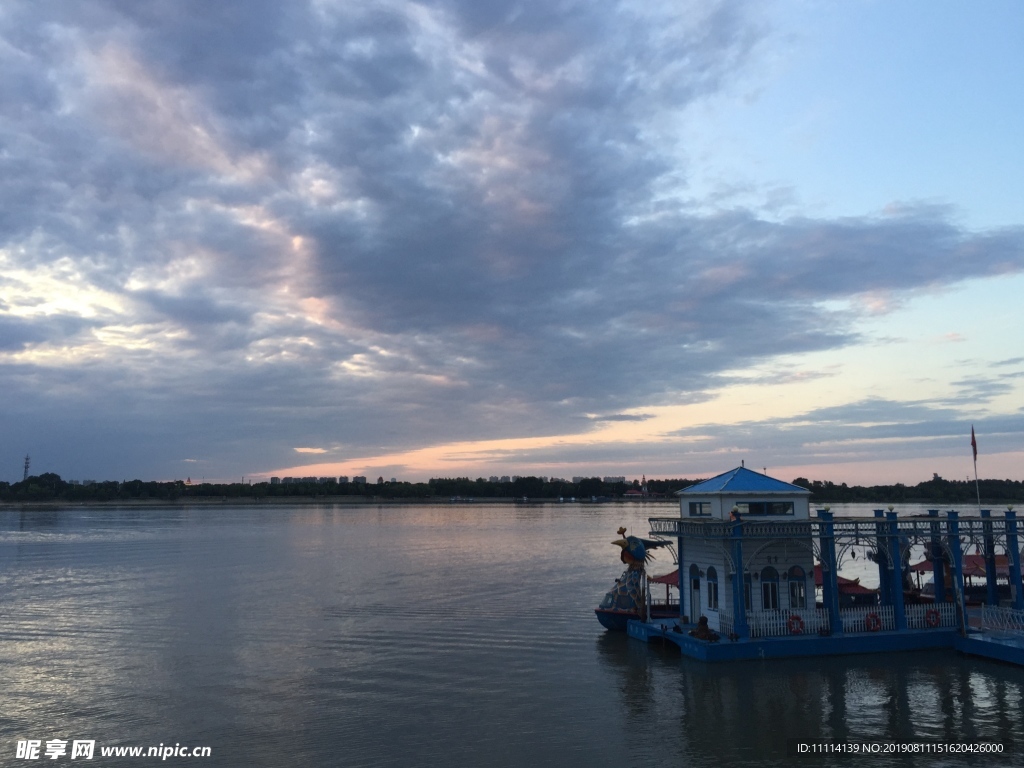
[909,554,1009,578]
[653,566,877,595]
[813,564,876,595]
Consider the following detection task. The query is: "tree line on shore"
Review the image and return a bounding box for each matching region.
[2,472,1023,505]
[790,475,1024,505]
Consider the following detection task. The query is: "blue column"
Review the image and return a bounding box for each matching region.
[974,512,999,606]
[947,511,968,635]
[928,510,946,603]
[886,511,907,631]
[874,510,891,605]
[980,509,999,606]
[1005,510,1024,611]
[731,522,748,638]
[677,536,686,619]
[817,510,843,635]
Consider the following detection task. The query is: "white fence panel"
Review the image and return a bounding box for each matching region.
[840,604,895,633]
[747,609,829,638]
[905,603,957,629]
[718,612,734,636]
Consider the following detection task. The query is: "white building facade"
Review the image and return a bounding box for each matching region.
[674,467,815,634]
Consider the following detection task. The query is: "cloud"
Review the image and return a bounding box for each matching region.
[294,447,328,454]
[587,413,654,423]
[1,1,1023,481]
[0,314,96,351]
[947,375,1020,403]
[666,397,1024,469]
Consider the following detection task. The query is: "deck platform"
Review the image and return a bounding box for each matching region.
[955,632,1024,667]
[629,618,962,662]
[631,617,1024,667]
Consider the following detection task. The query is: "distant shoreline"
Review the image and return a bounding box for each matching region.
[0,496,682,509]
[2,496,1020,511]
[6,473,1022,507]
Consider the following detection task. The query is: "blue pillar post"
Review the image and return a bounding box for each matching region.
[886,511,907,631]
[677,536,688,621]
[928,510,946,603]
[731,522,748,638]
[874,510,891,605]
[1005,510,1024,611]
[817,510,843,635]
[980,509,999,606]
[947,511,967,635]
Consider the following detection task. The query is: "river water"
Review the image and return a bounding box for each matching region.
[1,502,1021,767]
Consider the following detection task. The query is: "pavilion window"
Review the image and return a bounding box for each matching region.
[761,566,780,611]
[688,502,711,517]
[788,565,806,609]
[733,502,795,516]
[689,564,701,616]
[707,566,719,611]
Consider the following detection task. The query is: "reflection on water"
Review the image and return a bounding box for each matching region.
[1,504,1022,767]
[594,638,1024,766]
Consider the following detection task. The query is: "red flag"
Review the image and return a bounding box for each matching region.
[971,426,977,462]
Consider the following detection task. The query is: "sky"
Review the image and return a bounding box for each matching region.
[2,0,1023,486]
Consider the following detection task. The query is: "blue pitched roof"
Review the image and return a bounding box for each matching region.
[676,466,811,495]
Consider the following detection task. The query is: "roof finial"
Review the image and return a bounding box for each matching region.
[741,459,744,468]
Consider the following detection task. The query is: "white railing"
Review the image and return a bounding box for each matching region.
[718,612,734,636]
[905,602,957,629]
[840,604,895,633]
[746,608,829,638]
[648,599,678,610]
[981,605,1024,634]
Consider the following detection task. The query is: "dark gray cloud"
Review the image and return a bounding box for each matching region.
[0,314,95,351]
[588,414,655,423]
[1,1,1023,481]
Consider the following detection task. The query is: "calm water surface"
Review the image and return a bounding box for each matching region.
[1,503,1022,767]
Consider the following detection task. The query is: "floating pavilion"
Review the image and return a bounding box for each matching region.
[626,467,1024,665]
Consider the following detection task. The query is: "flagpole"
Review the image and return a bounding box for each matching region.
[973,456,981,511]
[971,426,981,511]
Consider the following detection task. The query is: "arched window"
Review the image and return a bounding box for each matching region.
[707,566,719,611]
[761,566,779,611]
[788,565,806,609]
[689,564,701,617]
